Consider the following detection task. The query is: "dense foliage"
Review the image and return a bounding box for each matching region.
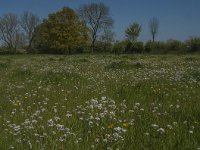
[33,7,89,54]
[125,23,142,43]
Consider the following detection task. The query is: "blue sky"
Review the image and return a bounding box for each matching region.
[0,0,200,42]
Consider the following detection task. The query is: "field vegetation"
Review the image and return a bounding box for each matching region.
[0,1,200,150]
[0,54,200,149]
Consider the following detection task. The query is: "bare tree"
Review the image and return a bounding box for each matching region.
[20,11,40,49]
[100,27,115,43]
[78,2,113,53]
[0,13,19,52]
[149,17,159,42]
[15,32,27,49]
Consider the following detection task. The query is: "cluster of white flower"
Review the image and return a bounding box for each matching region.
[1,55,200,149]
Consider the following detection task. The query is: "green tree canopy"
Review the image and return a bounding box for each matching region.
[125,23,141,43]
[34,7,89,54]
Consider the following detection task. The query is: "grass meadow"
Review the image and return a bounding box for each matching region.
[0,54,200,150]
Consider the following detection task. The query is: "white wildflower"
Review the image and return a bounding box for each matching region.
[144,132,150,136]
[167,125,173,129]
[151,124,159,128]
[189,130,193,134]
[56,124,64,131]
[47,119,54,127]
[157,128,165,134]
[66,113,72,118]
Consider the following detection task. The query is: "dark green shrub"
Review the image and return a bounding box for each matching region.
[124,41,143,54]
[154,41,166,51]
[145,41,154,53]
[112,41,128,54]
[124,42,132,53]
[132,42,144,53]
[166,39,184,51]
[186,37,200,52]
[93,41,113,53]
[145,41,166,53]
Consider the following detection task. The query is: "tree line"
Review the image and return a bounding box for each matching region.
[0,2,200,54]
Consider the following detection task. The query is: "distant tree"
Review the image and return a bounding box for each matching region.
[93,41,113,53]
[125,23,141,43]
[78,2,114,53]
[186,37,200,52]
[20,11,40,51]
[94,28,114,53]
[132,42,144,53]
[145,41,154,53]
[100,28,114,44]
[166,39,183,51]
[33,7,89,54]
[15,32,27,49]
[112,40,128,54]
[149,17,159,42]
[0,13,20,53]
[145,40,166,53]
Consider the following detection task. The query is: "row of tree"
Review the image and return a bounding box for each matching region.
[0,11,40,53]
[0,2,200,54]
[0,3,114,54]
[113,38,200,54]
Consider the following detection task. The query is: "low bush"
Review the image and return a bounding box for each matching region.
[186,37,200,52]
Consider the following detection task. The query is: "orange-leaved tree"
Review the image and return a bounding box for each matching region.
[33,7,89,54]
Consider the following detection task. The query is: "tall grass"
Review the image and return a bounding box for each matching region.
[0,54,200,149]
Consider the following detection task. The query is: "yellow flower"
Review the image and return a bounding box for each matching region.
[108,124,114,129]
[122,123,128,127]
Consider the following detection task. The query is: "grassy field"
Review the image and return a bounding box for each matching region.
[0,54,200,150]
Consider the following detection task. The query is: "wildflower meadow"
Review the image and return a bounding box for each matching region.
[0,54,200,150]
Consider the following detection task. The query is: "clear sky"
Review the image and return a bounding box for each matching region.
[0,0,200,42]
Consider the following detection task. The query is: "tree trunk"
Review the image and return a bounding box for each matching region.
[153,34,155,42]
[91,40,95,54]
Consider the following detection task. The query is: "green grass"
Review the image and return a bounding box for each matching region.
[0,54,200,150]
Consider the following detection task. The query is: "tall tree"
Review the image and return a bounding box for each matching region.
[0,13,20,52]
[33,7,89,54]
[125,22,141,43]
[20,11,40,50]
[100,28,114,43]
[149,17,159,42]
[78,2,113,53]
[93,28,115,53]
